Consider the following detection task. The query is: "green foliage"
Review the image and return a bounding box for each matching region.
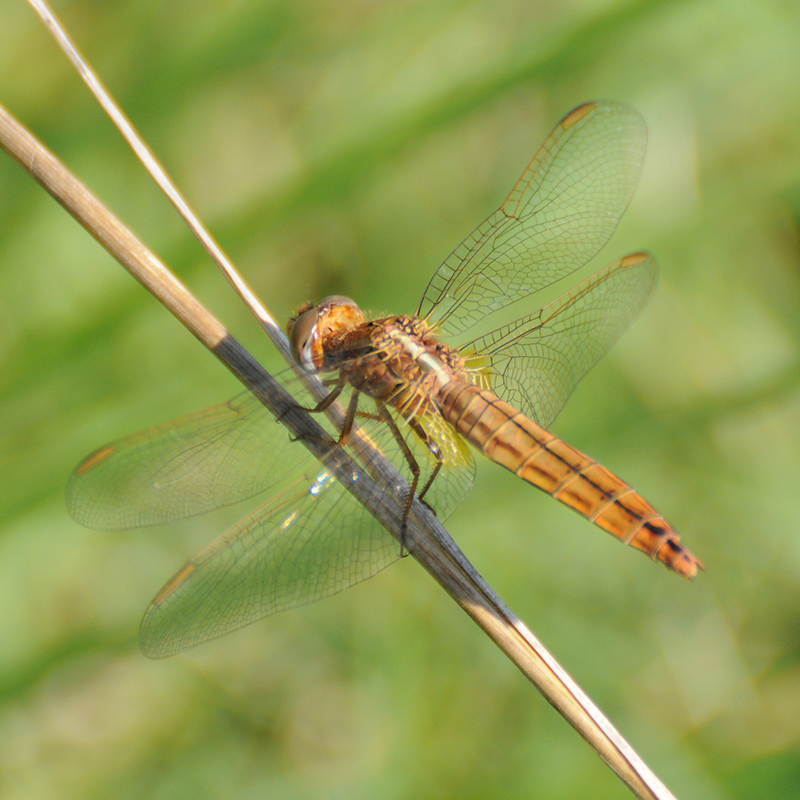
[2,0,800,797]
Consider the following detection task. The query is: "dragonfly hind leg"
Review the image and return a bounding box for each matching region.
[407,418,444,507]
[376,407,444,556]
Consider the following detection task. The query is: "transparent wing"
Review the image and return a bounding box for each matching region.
[138,401,475,658]
[418,102,647,336]
[67,361,475,532]
[66,389,305,530]
[461,253,658,428]
[139,463,398,658]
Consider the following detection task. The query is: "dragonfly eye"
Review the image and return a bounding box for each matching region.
[288,305,323,372]
[316,295,359,311]
[288,296,364,372]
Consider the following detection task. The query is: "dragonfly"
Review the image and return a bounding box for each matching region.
[67,101,703,659]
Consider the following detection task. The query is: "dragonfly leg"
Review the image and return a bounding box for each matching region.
[377,406,421,556]
[277,375,345,428]
[285,387,361,454]
[278,375,352,445]
[336,389,361,446]
[354,410,383,422]
[310,379,346,414]
[407,417,443,506]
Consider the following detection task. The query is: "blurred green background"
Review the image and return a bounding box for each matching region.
[1,0,799,797]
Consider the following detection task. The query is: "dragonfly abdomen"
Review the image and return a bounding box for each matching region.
[436,381,702,579]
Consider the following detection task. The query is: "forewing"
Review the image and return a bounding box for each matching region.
[461,253,658,428]
[66,390,307,530]
[139,401,475,658]
[418,102,647,335]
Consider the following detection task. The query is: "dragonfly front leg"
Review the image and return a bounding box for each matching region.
[288,387,362,448]
[285,373,346,416]
[277,374,353,445]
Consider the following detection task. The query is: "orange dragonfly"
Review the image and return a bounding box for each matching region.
[67,101,703,659]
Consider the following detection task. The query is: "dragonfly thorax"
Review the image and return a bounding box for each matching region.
[326,313,468,420]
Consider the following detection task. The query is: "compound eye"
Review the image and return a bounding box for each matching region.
[288,306,321,372]
[317,295,359,312]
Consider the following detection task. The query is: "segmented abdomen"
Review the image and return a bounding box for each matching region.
[436,382,702,578]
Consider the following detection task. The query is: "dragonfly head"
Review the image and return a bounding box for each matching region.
[287,295,364,372]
